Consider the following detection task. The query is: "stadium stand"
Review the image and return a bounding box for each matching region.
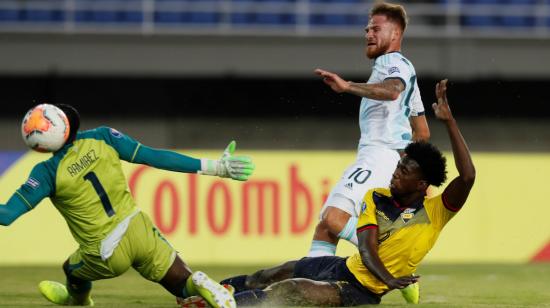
[0,0,549,36]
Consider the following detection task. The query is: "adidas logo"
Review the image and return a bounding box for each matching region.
[344,182,353,190]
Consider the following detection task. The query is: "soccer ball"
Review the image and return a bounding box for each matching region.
[21,104,70,153]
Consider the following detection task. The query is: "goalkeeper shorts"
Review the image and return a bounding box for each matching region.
[67,212,177,282]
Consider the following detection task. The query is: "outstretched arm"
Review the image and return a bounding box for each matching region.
[357,229,419,289]
[433,80,476,209]
[133,141,254,182]
[132,144,201,173]
[0,196,30,226]
[100,127,254,181]
[0,163,53,226]
[314,68,404,101]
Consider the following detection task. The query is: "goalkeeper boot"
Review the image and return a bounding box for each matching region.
[400,281,420,304]
[191,271,236,308]
[38,281,94,306]
[178,283,236,308]
[177,284,235,307]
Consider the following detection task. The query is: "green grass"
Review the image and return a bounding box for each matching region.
[1,263,549,307]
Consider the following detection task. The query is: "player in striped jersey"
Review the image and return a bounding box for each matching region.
[311,2,429,302]
[0,104,254,308]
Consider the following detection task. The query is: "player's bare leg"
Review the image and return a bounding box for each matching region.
[162,255,236,308]
[246,260,298,290]
[239,278,340,307]
[220,260,297,293]
[159,255,193,297]
[308,205,358,257]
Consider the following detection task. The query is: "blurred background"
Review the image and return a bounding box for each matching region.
[0,0,549,267]
[0,0,549,151]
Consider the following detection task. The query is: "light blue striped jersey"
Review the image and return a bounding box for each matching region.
[358,51,424,151]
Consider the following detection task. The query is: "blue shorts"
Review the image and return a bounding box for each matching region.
[293,256,381,306]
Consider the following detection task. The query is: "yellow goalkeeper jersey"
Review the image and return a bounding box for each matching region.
[15,127,140,255]
[346,188,459,294]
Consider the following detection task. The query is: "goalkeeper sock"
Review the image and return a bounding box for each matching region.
[220,275,248,293]
[307,240,336,257]
[182,276,198,297]
[337,216,359,246]
[234,289,267,306]
[66,276,93,305]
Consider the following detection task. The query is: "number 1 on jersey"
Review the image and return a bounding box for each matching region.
[84,171,115,217]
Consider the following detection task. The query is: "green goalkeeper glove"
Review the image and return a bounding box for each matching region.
[199,141,255,181]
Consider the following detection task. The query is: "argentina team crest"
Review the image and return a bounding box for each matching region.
[401,208,415,223]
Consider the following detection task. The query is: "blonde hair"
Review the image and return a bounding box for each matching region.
[370,2,408,32]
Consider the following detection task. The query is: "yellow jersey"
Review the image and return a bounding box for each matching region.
[346,188,459,294]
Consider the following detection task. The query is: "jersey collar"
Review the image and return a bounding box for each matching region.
[374,50,402,62]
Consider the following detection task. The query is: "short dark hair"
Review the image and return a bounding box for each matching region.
[56,104,80,144]
[405,142,447,187]
[370,2,408,32]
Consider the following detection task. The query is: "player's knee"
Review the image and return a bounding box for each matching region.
[279,260,297,275]
[322,207,351,222]
[249,267,276,285]
[316,216,330,230]
[248,261,296,288]
[248,269,265,286]
[320,207,351,234]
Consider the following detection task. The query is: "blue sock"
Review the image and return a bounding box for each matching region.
[220,275,248,293]
[234,289,267,306]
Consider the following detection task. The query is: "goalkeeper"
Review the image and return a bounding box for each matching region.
[0,104,254,308]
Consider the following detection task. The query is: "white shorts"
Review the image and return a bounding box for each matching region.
[319,146,400,218]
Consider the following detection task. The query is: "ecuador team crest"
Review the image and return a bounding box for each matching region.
[401,208,416,223]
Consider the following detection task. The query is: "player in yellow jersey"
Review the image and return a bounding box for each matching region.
[219,79,475,306]
[0,104,255,308]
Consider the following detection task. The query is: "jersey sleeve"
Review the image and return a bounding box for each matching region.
[424,194,458,230]
[132,145,201,173]
[382,57,413,89]
[95,126,141,162]
[14,162,55,211]
[0,194,33,226]
[97,126,201,173]
[356,190,378,233]
[409,80,425,116]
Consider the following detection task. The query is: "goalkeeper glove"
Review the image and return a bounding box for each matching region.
[198,141,255,181]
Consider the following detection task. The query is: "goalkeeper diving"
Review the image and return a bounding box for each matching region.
[0,104,255,308]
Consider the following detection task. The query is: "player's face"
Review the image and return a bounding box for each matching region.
[364,15,398,59]
[390,157,425,196]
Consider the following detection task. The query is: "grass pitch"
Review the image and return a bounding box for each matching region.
[0,263,549,307]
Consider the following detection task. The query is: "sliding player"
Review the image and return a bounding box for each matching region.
[0,104,254,308]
